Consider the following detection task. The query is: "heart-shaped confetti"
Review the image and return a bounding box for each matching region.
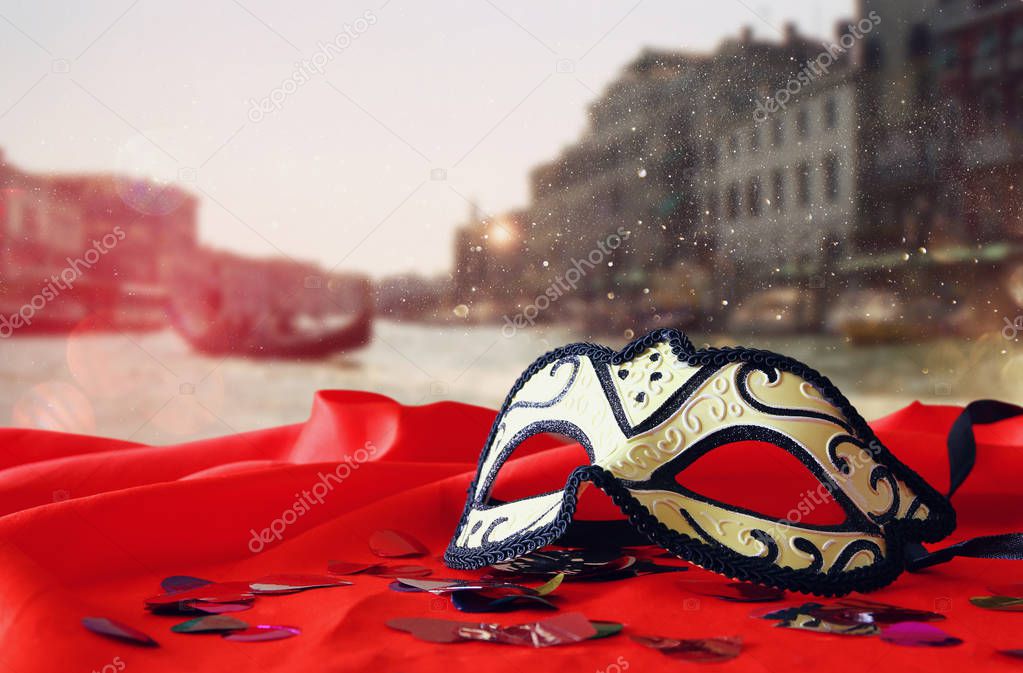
[681,580,784,602]
[632,634,743,662]
[147,598,255,616]
[534,573,565,596]
[369,564,432,578]
[145,582,255,608]
[326,561,378,575]
[161,575,213,594]
[386,617,464,643]
[171,615,249,634]
[879,622,962,647]
[394,577,532,595]
[248,574,351,595]
[388,612,603,647]
[833,598,945,623]
[970,596,1023,611]
[451,590,557,613]
[82,617,158,647]
[590,621,624,639]
[775,612,879,636]
[490,549,634,580]
[327,560,433,577]
[369,529,428,558]
[193,602,253,614]
[222,625,301,642]
[755,600,944,626]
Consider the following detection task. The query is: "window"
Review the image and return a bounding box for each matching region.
[705,140,719,166]
[751,126,761,152]
[1015,83,1023,129]
[747,176,762,217]
[824,96,838,130]
[796,162,811,207]
[823,154,839,203]
[796,107,809,138]
[981,87,1004,125]
[865,38,884,70]
[772,169,785,212]
[937,43,958,71]
[726,183,740,220]
[908,23,931,59]
[978,29,1000,61]
[706,188,718,222]
[772,116,784,146]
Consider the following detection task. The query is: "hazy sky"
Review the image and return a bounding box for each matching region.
[0,0,854,278]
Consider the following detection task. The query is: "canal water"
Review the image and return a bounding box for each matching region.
[3,320,1021,445]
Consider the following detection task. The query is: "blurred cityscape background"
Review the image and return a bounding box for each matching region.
[2,0,1023,443]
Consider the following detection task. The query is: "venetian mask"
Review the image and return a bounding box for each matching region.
[444,329,955,595]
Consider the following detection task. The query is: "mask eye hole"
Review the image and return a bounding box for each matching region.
[673,440,847,526]
[486,432,590,505]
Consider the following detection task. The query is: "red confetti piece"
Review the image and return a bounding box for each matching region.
[365,564,433,578]
[82,617,158,647]
[223,625,301,642]
[193,603,253,614]
[879,622,962,647]
[327,561,432,578]
[632,634,742,662]
[161,575,213,594]
[248,573,351,595]
[970,596,1023,611]
[369,529,429,558]
[326,561,378,575]
[388,612,599,647]
[171,615,249,634]
[145,582,254,608]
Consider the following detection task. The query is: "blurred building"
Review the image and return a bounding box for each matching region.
[526,49,705,306]
[694,23,859,329]
[0,150,86,281]
[450,2,1023,334]
[523,25,828,330]
[47,174,198,286]
[1,149,369,336]
[932,0,1023,243]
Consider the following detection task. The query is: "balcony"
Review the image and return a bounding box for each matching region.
[962,129,1023,168]
[932,0,1021,35]
[871,135,958,185]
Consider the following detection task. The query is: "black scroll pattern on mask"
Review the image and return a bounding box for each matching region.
[506,357,580,412]
[735,362,854,435]
[826,434,900,526]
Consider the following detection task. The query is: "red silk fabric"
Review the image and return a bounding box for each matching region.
[1,391,1021,671]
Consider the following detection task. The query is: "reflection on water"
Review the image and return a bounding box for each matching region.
[2,320,1019,445]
